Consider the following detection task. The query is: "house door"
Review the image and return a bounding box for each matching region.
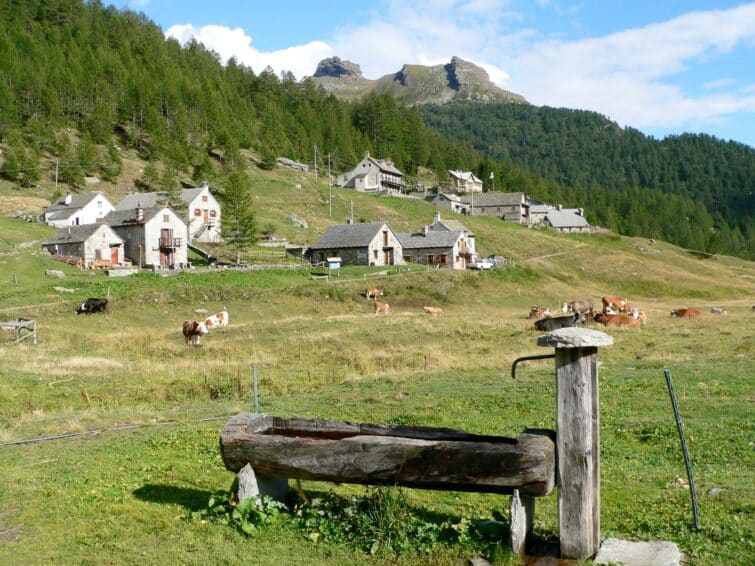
[110,246,119,264]
[203,210,209,224]
[383,249,393,265]
[160,249,173,269]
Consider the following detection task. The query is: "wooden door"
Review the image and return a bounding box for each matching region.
[110,246,119,264]
[203,210,209,224]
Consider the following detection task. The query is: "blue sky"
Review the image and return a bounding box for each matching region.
[110,1,755,148]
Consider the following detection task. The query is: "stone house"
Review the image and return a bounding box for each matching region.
[105,205,188,269]
[115,183,222,243]
[43,192,115,228]
[337,152,405,193]
[431,192,470,215]
[460,192,529,223]
[309,222,404,266]
[448,170,483,193]
[398,213,476,270]
[542,207,591,233]
[42,223,125,267]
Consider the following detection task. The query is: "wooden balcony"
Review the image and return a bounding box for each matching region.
[158,237,181,249]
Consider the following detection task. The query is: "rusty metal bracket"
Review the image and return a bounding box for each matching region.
[511,354,555,379]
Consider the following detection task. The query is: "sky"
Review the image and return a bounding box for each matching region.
[109,1,755,148]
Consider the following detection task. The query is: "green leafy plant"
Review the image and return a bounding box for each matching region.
[192,489,286,536]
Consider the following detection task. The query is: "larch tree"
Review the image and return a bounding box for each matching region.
[221,168,257,265]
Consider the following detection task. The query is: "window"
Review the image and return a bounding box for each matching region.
[440,254,448,265]
[97,201,102,209]
[403,256,411,262]
[202,195,208,202]
[428,255,435,264]
[373,249,378,259]
[194,209,201,216]
[210,210,217,218]
[383,230,388,246]
[163,214,170,222]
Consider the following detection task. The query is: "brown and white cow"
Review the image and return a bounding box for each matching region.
[183,320,208,346]
[602,295,631,313]
[593,312,642,328]
[670,308,703,318]
[528,305,552,320]
[628,308,647,325]
[561,299,594,316]
[365,287,383,299]
[204,309,229,330]
[423,306,444,315]
[374,300,390,315]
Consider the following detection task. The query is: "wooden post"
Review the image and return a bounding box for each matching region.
[538,327,613,560]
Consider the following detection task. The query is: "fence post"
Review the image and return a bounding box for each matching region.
[252,365,259,413]
[538,327,613,560]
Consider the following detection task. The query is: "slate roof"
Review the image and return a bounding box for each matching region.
[398,230,462,249]
[105,205,169,227]
[433,192,463,203]
[529,204,553,214]
[43,223,121,245]
[448,170,482,184]
[310,222,388,249]
[460,192,526,207]
[366,155,404,177]
[431,218,471,233]
[45,192,104,213]
[545,209,590,228]
[115,188,209,211]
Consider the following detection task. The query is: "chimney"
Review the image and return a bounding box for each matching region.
[136,202,144,222]
[556,204,562,211]
[202,181,209,189]
[433,211,441,224]
[64,194,72,205]
[422,225,429,236]
[578,208,584,216]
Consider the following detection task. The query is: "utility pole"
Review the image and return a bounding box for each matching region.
[350,200,354,224]
[313,145,318,183]
[55,160,59,192]
[328,153,332,219]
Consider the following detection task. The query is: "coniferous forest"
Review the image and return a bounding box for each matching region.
[0,0,753,258]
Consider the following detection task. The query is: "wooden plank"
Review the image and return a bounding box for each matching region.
[220,413,556,496]
[556,346,600,560]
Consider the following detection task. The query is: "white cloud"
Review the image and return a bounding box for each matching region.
[165,24,332,78]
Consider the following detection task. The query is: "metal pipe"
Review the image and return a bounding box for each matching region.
[664,368,700,529]
[511,353,555,379]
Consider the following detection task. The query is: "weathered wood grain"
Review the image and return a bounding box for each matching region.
[220,413,556,496]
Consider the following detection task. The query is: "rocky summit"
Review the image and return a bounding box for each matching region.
[309,56,527,105]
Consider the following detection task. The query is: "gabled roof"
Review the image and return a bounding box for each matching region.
[545,209,590,228]
[460,192,526,207]
[448,170,482,184]
[46,192,107,213]
[43,223,122,245]
[529,204,553,214]
[431,218,471,234]
[433,191,463,203]
[105,205,177,227]
[115,187,211,211]
[397,230,462,249]
[365,154,404,177]
[311,222,388,249]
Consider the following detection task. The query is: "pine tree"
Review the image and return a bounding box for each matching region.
[221,168,257,265]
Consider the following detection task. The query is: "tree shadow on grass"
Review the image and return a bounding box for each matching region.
[133,483,212,512]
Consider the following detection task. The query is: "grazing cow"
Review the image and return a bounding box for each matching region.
[374,300,390,315]
[670,308,703,318]
[710,307,728,315]
[75,297,108,315]
[365,287,383,299]
[594,312,642,328]
[602,295,631,313]
[204,309,229,329]
[561,299,594,316]
[528,305,552,320]
[423,306,444,315]
[534,311,586,331]
[182,320,208,346]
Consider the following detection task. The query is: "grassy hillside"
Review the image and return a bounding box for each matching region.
[0,163,753,564]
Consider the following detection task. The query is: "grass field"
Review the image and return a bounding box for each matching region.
[0,166,753,564]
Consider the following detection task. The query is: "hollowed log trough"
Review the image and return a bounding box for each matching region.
[220,413,556,496]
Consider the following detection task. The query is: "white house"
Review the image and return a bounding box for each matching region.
[105,205,189,269]
[115,183,222,243]
[42,223,125,268]
[337,152,405,193]
[43,192,115,228]
[448,170,483,193]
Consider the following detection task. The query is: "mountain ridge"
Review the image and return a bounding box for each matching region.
[310,56,527,105]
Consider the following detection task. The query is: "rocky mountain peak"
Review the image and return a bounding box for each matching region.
[313,57,363,79]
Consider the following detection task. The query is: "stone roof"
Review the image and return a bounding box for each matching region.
[115,187,209,211]
[365,153,404,177]
[545,209,590,228]
[431,218,471,234]
[448,170,482,184]
[45,192,106,213]
[105,205,170,227]
[460,192,526,207]
[310,222,388,249]
[43,223,121,245]
[398,229,462,249]
[433,191,463,203]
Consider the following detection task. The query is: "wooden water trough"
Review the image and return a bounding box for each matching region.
[220,413,556,497]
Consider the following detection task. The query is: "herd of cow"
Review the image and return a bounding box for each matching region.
[364,287,444,316]
[528,295,714,331]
